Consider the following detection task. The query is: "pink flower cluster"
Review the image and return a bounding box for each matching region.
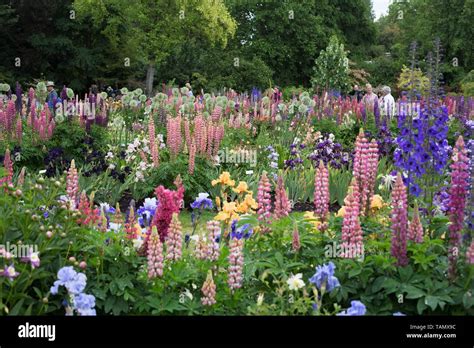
[194,221,221,261]
[292,226,301,252]
[314,160,329,226]
[257,172,272,231]
[183,118,192,150]
[201,271,216,306]
[166,114,182,157]
[274,175,291,218]
[228,113,251,129]
[228,237,244,292]
[211,106,222,123]
[194,113,208,155]
[27,103,55,141]
[0,100,15,136]
[408,203,423,243]
[353,129,378,215]
[390,173,408,267]
[341,179,364,258]
[195,237,209,260]
[466,240,474,265]
[77,191,100,226]
[147,226,164,279]
[448,136,470,279]
[0,100,24,144]
[150,184,184,243]
[166,110,224,161]
[166,213,183,261]
[206,123,217,158]
[125,206,138,240]
[188,139,196,175]
[206,220,221,261]
[0,149,13,187]
[66,160,79,208]
[367,140,379,208]
[214,124,225,157]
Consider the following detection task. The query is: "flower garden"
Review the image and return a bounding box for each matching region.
[0,78,473,317]
[0,0,473,321]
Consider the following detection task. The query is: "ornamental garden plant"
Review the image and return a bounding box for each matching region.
[1,75,473,316]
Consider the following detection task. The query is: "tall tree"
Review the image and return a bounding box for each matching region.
[376,0,473,90]
[74,0,236,95]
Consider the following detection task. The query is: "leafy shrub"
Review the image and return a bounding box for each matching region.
[130,154,217,205]
[0,175,90,315]
[460,70,474,95]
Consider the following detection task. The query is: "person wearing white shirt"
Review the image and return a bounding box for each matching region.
[379,86,396,120]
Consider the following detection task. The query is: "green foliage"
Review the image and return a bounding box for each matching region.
[131,154,217,205]
[281,86,312,101]
[0,175,90,315]
[285,167,315,204]
[375,0,473,91]
[74,0,236,93]
[328,168,352,207]
[79,228,147,315]
[311,36,351,93]
[2,171,472,315]
[334,236,473,315]
[397,65,430,94]
[461,70,474,95]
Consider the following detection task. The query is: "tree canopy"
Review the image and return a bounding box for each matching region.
[0,0,472,94]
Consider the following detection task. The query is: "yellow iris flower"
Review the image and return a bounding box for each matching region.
[211,172,235,187]
[233,181,251,194]
[336,206,346,218]
[370,195,384,210]
[214,202,239,222]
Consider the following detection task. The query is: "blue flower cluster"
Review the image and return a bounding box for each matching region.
[433,183,450,214]
[337,300,366,316]
[190,193,213,210]
[366,126,394,158]
[266,145,279,169]
[308,261,340,292]
[50,266,96,316]
[265,145,279,180]
[394,101,450,197]
[251,87,262,104]
[137,197,158,227]
[230,220,253,240]
[50,266,86,295]
[308,134,351,169]
[284,143,304,169]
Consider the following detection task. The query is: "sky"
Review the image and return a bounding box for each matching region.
[372,0,391,20]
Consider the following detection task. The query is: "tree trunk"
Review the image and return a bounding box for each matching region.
[145,62,155,97]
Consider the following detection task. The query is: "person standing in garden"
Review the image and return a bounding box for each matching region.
[351,85,364,102]
[46,81,58,103]
[46,81,58,111]
[362,83,378,114]
[379,86,396,119]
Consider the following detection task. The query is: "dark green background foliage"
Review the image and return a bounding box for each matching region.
[1,0,472,93]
